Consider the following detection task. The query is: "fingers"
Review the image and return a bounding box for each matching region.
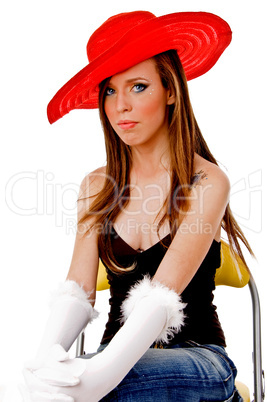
[22,346,88,400]
[21,371,74,401]
[23,356,87,389]
[33,357,86,387]
[35,367,80,387]
[23,368,56,393]
[24,343,86,388]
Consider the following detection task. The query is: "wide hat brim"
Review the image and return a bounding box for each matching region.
[47,11,232,124]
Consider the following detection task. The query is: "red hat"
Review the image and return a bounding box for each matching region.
[47,11,232,124]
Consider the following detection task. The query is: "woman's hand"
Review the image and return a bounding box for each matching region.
[22,277,185,401]
[22,344,97,402]
[23,343,117,402]
[20,380,74,402]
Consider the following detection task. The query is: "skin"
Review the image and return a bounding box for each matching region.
[67,58,230,296]
[104,59,175,151]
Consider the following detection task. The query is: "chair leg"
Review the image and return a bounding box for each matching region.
[248,276,265,401]
[76,331,85,357]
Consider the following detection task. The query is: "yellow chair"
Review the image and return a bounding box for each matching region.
[76,240,265,402]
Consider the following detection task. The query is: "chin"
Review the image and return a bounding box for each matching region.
[118,134,140,146]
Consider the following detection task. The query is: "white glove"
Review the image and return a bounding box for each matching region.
[23,277,186,401]
[25,280,98,371]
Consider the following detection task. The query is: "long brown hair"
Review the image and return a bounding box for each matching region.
[79,49,254,273]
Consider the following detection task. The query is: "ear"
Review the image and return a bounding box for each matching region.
[166,89,175,105]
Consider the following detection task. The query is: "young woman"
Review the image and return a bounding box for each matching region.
[23,11,253,401]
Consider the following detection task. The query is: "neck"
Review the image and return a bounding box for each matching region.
[131,143,171,181]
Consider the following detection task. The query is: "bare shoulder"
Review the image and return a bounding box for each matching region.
[193,154,230,197]
[79,166,107,199]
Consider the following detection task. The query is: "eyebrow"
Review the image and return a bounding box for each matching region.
[126,77,151,83]
[109,76,151,86]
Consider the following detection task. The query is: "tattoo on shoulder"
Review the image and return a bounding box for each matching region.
[191,170,208,187]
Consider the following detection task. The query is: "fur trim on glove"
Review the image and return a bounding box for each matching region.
[50,280,99,322]
[120,276,186,344]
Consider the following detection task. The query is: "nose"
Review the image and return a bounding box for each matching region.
[116,92,132,113]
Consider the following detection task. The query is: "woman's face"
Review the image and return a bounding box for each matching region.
[104,59,175,148]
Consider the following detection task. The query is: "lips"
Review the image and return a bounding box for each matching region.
[117,120,138,130]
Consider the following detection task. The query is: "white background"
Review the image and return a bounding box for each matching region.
[1,0,266,400]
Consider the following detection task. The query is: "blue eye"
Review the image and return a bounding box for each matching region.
[105,87,115,96]
[133,84,147,93]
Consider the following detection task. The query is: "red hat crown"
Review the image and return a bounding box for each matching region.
[87,11,156,63]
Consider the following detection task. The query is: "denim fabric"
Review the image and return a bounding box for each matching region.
[82,341,243,402]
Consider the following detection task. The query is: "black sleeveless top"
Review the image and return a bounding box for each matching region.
[99,227,226,347]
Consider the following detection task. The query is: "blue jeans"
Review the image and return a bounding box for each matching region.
[83,340,243,401]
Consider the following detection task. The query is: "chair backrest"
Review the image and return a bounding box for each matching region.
[215,240,250,287]
[96,260,110,291]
